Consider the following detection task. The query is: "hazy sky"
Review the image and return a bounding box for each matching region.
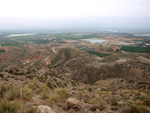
[0,0,150,29]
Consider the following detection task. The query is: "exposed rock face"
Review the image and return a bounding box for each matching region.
[66,98,81,111]
[38,105,55,113]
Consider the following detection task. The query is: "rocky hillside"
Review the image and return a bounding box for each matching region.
[55,51,150,84]
[0,47,150,113]
[51,47,83,68]
[1,66,150,113]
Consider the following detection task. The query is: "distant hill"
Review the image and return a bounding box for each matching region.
[51,47,83,67]
[55,52,150,84]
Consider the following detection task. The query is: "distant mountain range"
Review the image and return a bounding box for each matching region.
[0,16,150,31]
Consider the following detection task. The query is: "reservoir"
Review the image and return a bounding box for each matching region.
[80,38,107,43]
[7,33,35,37]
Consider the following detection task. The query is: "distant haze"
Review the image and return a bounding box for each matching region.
[0,0,150,30]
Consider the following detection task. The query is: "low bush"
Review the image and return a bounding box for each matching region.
[49,88,70,103]
[24,106,40,113]
[128,104,150,113]
[6,86,33,101]
[138,93,147,100]
[111,97,118,106]
[38,84,51,99]
[26,75,35,79]
[55,88,70,99]
[0,100,21,113]
[27,80,39,91]
[21,86,34,101]
[6,86,20,100]
[0,84,9,98]
[0,73,4,78]
[83,95,106,110]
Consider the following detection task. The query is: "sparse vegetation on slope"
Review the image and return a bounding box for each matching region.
[1,31,150,113]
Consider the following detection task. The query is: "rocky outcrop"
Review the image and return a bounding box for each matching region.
[38,105,55,113]
[65,98,82,111]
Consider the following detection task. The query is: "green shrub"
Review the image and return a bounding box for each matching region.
[27,80,39,90]
[6,86,33,101]
[0,84,9,98]
[0,100,21,113]
[139,105,150,113]
[111,97,118,106]
[139,93,147,100]
[24,106,40,113]
[49,88,70,103]
[7,75,15,78]
[0,73,4,78]
[38,84,50,99]
[88,88,92,92]
[111,106,118,111]
[1,77,8,81]
[128,80,134,83]
[26,75,35,79]
[21,86,33,101]
[83,95,106,110]
[49,94,61,103]
[128,104,150,113]
[120,79,124,82]
[47,82,52,89]
[39,76,47,82]
[55,88,70,99]
[6,86,20,100]
[8,69,13,73]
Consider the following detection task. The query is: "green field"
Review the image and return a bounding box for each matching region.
[0,33,102,47]
[49,33,102,40]
[18,39,50,44]
[0,34,50,46]
[87,51,111,57]
[0,50,5,52]
[1,39,19,46]
[120,46,150,53]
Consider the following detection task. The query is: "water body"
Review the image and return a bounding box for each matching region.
[7,33,35,37]
[114,43,135,45]
[80,38,107,43]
